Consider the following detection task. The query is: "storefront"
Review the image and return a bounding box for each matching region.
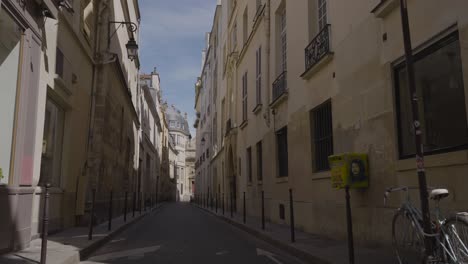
[0,0,56,253]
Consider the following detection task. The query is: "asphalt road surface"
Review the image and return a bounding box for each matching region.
[81,203,306,264]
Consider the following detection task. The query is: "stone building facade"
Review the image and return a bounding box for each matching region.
[0,0,175,254]
[165,105,193,202]
[195,0,468,247]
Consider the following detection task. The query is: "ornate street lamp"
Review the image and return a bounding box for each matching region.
[125,37,139,61]
[108,21,139,61]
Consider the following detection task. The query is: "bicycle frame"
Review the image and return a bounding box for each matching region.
[386,186,465,263]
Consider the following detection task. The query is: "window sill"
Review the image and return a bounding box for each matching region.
[371,0,399,18]
[240,120,248,130]
[311,170,331,181]
[253,104,263,114]
[257,180,263,185]
[269,92,288,109]
[276,177,289,184]
[300,53,334,80]
[54,75,73,95]
[396,149,468,172]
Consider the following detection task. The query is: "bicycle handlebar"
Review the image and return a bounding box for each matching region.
[383,186,436,206]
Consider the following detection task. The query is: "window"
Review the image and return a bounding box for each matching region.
[311,100,333,171]
[146,153,151,179]
[0,9,22,185]
[279,204,285,220]
[247,147,252,183]
[256,141,263,181]
[318,0,327,30]
[256,46,262,105]
[213,115,218,146]
[242,72,248,122]
[276,126,288,177]
[56,48,64,78]
[243,7,248,45]
[395,32,468,158]
[278,7,287,72]
[40,99,65,186]
[81,0,94,40]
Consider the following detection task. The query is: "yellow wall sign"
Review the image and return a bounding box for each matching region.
[328,153,369,190]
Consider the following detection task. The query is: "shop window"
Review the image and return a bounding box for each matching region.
[0,8,22,185]
[39,99,65,187]
[395,31,468,158]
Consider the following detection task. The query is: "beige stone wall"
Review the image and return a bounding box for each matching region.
[197,0,468,246]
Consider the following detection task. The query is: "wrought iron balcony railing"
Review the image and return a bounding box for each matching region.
[272,71,287,102]
[305,24,331,72]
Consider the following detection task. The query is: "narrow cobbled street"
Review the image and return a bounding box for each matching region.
[81,203,305,264]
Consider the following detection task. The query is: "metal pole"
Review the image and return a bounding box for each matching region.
[399,0,433,259]
[139,192,142,215]
[261,190,265,230]
[155,176,159,207]
[40,184,50,264]
[108,190,113,231]
[132,191,136,218]
[144,193,147,212]
[289,189,295,243]
[88,188,96,240]
[230,192,233,218]
[345,186,355,264]
[215,193,218,213]
[124,191,128,222]
[222,193,225,215]
[243,192,246,224]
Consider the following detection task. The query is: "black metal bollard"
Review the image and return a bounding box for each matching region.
[88,188,96,240]
[345,186,355,264]
[261,190,265,230]
[155,176,159,206]
[222,193,225,215]
[139,192,142,215]
[243,192,246,224]
[108,190,113,231]
[40,184,50,264]
[144,193,147,212]
[230,193,233,218]
[124,191,128,222]
[215,193,218,213]
[289,189,295,243]
[132,192,136,218]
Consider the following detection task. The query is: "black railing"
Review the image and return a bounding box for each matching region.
[272,71,287,102]
[305,24,331,72]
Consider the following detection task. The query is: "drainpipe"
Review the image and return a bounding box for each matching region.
[264,0,271,127]
[79,0,111,216]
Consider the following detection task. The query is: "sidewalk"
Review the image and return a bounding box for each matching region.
[0,203,165,264]
[194,203,395,264]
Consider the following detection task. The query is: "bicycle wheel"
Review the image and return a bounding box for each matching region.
[393,209,426,264]
[444,213,468,263]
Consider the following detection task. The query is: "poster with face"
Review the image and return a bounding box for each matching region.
[329,153,369,190]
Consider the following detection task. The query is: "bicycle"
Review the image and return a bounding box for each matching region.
[384,186,468,263]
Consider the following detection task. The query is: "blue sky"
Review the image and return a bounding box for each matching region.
[139,0,217,135]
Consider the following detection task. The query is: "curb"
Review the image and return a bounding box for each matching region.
[79,203,165,260]
[193,204,330,264]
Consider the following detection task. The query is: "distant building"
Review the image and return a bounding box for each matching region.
[165,105,193,201]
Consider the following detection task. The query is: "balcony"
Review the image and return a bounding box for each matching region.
[270,71,288,107]
[301,24,333,79]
